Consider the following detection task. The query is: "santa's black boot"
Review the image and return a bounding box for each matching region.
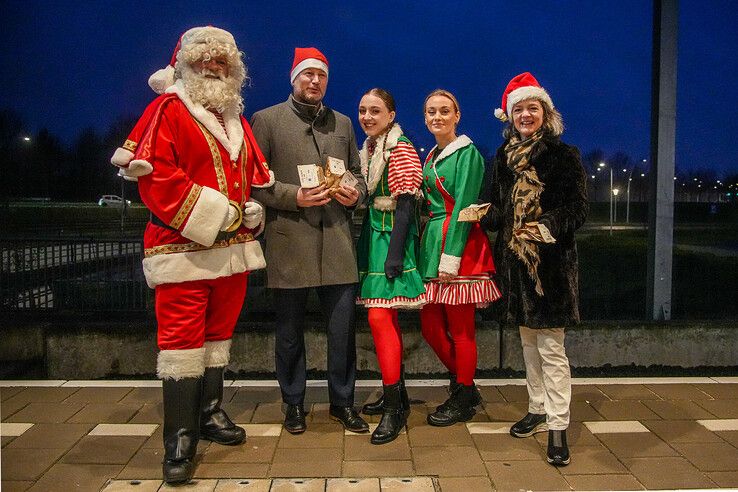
[200,366,246,445]
[162,377,202,484]
[371,382,407,445]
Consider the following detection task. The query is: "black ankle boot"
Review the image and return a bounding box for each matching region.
[427,383,476,426]
[547,429,570,466]
[200,367,246,445]
[162,377,202,484]
[371,382,407,445]
[364,364,410,416]
[362,393,384,415]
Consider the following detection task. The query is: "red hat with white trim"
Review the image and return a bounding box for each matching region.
[148,26,238,94]
[494,72,554,122]
[148,34,183,94]
[290,47,329,83]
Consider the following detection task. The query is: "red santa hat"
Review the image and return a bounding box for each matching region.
[148,27,238,94]
[290,47,329,83]
[494,72,554,122]
[148,34,183,94]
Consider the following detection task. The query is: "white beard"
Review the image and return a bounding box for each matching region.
[181,66,243,114]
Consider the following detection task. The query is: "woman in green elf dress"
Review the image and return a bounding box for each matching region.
[419,89,501,426]
[356,88,425,444]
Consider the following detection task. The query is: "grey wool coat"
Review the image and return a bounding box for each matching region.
[480,135,588,328]
[250,96,367,289]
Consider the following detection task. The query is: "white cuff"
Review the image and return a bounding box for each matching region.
[438,253,461,277]
[204,340,232,368]
[181,187,229,246]
[157,348,205,380]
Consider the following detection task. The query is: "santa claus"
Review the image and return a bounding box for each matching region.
[111,26,273,484]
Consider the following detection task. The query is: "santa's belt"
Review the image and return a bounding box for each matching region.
[150,214,238,242]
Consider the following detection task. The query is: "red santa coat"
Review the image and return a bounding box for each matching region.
[130,81,274,288]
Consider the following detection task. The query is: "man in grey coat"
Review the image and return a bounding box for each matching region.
[250,47,368,434]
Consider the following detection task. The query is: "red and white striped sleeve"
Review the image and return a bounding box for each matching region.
[387,140,423,198]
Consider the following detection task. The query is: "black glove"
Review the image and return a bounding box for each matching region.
[384,193,414,279]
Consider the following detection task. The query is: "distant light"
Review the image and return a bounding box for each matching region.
[673,177,677,180]
[698,184,701,188]
[420,147,425,152]
[23,136,31,142]
[629,178,632,181]
[714,186,717,189]
[642,159,647,163]
[591,175,595,179]
[622,169,627,172]
[727,193,733,197]
[694,178,698,181]
[612,188,620,196]
[598,162,606,168]
[641,173,645,177]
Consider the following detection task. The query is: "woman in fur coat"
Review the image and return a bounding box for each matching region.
[356,88,425,444]
[481,72,588,467]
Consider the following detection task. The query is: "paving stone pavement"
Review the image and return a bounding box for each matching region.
[2,378,738,491]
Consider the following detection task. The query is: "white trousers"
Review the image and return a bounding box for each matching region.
[519,326,571,430]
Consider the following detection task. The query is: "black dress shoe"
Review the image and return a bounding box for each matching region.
[510,412,547,438]
[284,404,307,434]
[547,429,570,466]
[329,405,369,433]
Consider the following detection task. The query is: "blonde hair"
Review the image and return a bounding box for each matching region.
[424,89,460,114]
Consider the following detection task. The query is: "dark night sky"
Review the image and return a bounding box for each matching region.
[2,1,736,176]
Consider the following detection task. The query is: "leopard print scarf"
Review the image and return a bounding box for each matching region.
[505,130,545,296]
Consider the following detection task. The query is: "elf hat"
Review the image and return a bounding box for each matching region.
[494,72,554,122]
[290,47,329,83]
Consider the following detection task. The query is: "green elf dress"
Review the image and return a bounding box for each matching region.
[356,124,426,308]
[418,135,501,305]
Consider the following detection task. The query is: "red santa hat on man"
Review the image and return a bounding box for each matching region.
[290,47,329,83]
[494,72,554,122]
[148,26,238,94]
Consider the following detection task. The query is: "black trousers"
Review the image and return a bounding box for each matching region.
[273,283,357,407]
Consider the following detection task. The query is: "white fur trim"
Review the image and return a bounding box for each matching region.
[204,339,231,368]
[111,147,134,167]
[181,26,236,50]
[494,108,508,122]
[506,86,554,119]
[251,169,275,188]
[121,159,154,177]
[425,135,473,165]
[167,81,244,162]
[290,59,329,83]
[181,186,230,247]
[438,253,462,277]
[157,348,205,380]
[148,65,175,95]
[143,240,266,288]
[360,124,404,195]
[372,196,397,211]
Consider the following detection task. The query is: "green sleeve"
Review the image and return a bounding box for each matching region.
[442,145,484,258]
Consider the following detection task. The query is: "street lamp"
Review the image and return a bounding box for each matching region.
[612,188,620,225]
[600,162,614,235]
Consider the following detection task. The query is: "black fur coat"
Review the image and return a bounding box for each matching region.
[480,135,588,328]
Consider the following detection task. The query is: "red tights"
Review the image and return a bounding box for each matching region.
[368,307,403,385]
[420,303,477,385]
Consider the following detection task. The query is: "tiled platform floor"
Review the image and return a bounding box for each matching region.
[2,377,738,491]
